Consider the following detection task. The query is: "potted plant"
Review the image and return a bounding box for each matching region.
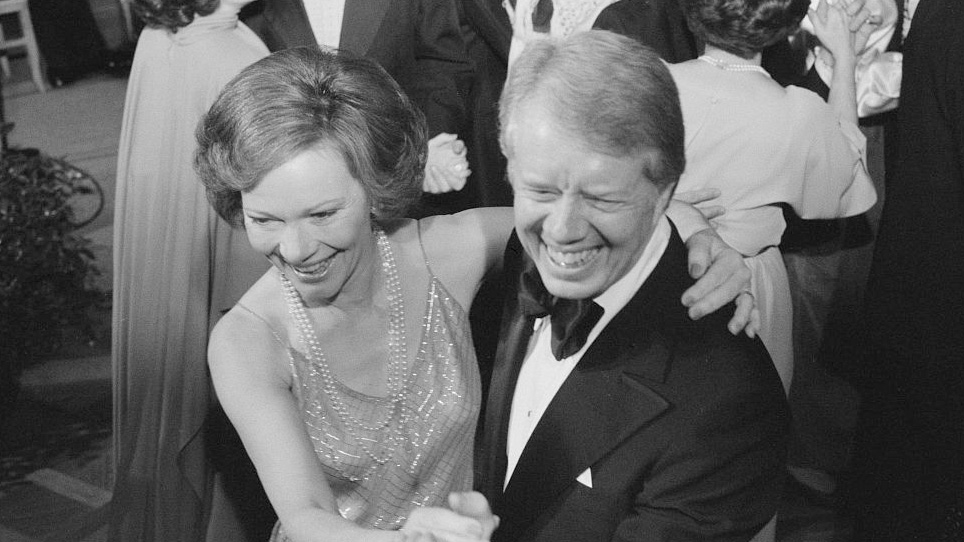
[0,147,108,417]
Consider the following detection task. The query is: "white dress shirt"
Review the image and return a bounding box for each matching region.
[304,0,346,48]
[504,217,672,487]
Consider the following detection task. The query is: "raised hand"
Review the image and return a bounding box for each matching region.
[424,133,471,194]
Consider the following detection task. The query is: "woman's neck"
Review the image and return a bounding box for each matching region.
[209,1,242,19]
[303,228,384,315]
[702,46,762,66]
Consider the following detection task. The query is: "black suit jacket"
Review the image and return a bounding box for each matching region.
[257,0,473,137]
[477,227,789,541]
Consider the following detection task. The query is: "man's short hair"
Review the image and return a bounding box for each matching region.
[499,30,685,192]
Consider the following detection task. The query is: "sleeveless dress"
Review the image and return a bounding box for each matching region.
[668,62,877,393]
[253,240,481,539]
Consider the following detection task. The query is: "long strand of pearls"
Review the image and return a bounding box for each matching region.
[280,227,411,467]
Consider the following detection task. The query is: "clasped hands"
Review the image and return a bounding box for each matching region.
[424,133,471,194]
[809,0,884,68]
[400,492,498,542]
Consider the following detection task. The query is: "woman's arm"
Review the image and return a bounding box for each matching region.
[810,0,862,125]
[669,191,759,336]
[209,310,386,542]
[209,310,484,542]
[417,207,516,309]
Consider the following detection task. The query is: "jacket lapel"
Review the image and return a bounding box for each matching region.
[340,0,392,55]
[496,228,692,538]
[478,232,534,500]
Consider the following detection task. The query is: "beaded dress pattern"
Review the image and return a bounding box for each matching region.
[269,230,481,540]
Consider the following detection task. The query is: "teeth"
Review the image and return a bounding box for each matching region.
[545,246,599,268]
[291,256,332,279]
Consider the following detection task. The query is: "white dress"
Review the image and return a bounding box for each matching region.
[111,11,269,539]
[668,61,877,392]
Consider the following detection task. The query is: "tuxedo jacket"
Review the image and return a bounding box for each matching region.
[476,228,789,542]
[256,0,473,136]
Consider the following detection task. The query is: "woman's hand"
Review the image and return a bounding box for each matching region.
[681,228,760,337]
[424,133,471,194]
[401,503,490,542]
[673,187,725,221]
[448,492,498,540]
[810,0,880,65]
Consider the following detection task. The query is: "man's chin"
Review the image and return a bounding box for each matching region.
[539,273,603,301]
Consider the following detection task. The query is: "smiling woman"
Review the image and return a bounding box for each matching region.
[194,46,509,542]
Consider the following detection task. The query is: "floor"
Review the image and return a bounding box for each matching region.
[1,54,120,542]
[0,54,857,542]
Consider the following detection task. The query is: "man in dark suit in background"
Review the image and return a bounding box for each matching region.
[472,31,789,542]
[254,0,476,215]
[852,0,964,539]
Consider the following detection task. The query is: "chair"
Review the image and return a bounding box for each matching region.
[0,0,45,93]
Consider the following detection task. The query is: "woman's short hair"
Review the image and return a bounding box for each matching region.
[133,0,219,32]
[195,46,428,226]
[683,0,809,58]
[499,30,685,193]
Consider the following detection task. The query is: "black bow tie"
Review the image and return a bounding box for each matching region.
[518,258,604,361]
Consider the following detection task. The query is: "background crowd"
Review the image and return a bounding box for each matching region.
[104,0,963,540]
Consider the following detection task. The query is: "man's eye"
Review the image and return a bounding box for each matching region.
[311,210,336,220]
[248,216,272,225]
[586,196,622,210]
[524,188,557,200]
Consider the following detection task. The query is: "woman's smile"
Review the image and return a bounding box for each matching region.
[288,252,338,283]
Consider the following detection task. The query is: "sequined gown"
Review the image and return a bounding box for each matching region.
[264,265,481,539]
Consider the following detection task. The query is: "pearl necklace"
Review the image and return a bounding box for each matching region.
[280,227,410,468]
[698,55,770,76]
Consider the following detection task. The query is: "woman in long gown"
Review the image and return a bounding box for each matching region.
[195,46,759,542]
[110,0,268,538]
[667,0,879,391]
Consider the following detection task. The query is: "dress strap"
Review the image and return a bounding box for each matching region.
[233,302,288,349]
[234,300,302,390]
[415,219,438,279]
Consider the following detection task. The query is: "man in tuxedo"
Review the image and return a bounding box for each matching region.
[473,31,790,541]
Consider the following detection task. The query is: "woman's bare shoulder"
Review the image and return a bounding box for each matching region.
[209,271,290,379]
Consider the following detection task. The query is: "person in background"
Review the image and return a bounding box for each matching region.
[253,0,477,216]
[195,44,758,542]
[777,0,898,504]
[852,0,964,539]
[472,30,789,542]
[109,0,268,539]
[666,0,878,392]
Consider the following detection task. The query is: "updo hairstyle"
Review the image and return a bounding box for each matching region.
[683,0,809,58]
[133,0,219,32]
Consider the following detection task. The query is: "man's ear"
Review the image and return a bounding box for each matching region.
[500,121,517,160]
[655,182,677,215]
